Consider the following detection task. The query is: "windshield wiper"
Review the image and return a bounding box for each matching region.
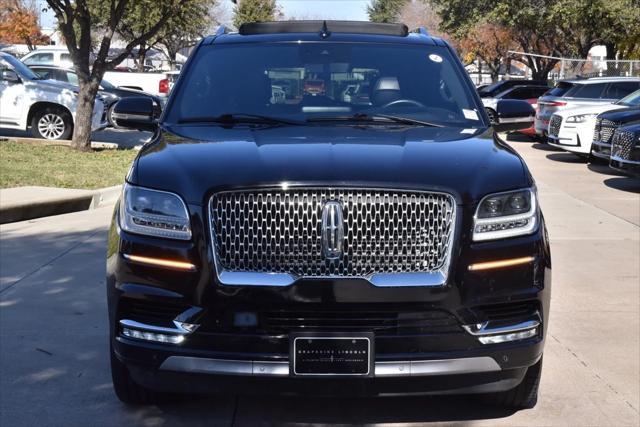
[178,113,302,126]
[307,113,444,128]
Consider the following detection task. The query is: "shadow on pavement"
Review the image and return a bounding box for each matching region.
[587,163,626,177]
[532,143,561,152]
[545,153,585,163]
[603,177,640,194]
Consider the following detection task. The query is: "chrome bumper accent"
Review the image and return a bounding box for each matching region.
[218,270,448,287]
[159,356,501,377]
[611,155,640,165]
[462,319,539,336]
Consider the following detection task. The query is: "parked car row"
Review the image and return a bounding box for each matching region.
[477,77,640,178]
[0,50,179,140]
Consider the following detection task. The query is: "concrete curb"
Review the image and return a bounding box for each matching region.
[0,185,121,224]
[0,136,119,150]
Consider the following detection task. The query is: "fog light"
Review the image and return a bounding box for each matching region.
[478,328,538,345]
[122,327,185,344]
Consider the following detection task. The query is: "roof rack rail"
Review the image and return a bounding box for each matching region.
[238,21,409,37]
[215,25,230,37]
[411,27,429,36]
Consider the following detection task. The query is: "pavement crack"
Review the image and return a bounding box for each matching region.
[550,333,639,414]
[0,228,104,296]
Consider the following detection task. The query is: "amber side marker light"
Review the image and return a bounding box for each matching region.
[123,254,196,271]
[468,256,535,272]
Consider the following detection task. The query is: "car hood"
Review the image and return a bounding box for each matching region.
[599,106,640,123]
[27,78,78,93]
[130,125,530,205]
[556,103,621,118]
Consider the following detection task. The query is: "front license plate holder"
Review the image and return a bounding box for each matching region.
[290,332,374,377]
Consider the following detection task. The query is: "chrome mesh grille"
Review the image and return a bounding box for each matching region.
[549,115,562,136]
[209,189,456,278]
[611,130,636,160]
[593,118,616,144]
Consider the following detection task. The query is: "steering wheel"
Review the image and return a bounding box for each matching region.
[381,99,426,109]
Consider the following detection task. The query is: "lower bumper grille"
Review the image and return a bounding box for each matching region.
[119,298,188,327]
[475,301,539,323]
[262,309,461,335]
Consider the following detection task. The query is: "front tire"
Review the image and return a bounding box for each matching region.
[481,357,542,409]
[30,106,73,140]
[110,345,161,405]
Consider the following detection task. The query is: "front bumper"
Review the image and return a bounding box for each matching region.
[548,123,594,155]
[591,139,612,160]
[106,203,551,396]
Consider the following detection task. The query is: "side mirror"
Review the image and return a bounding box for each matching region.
[493,99,535,133]
[1,70,21,83]
[111,97,158,132]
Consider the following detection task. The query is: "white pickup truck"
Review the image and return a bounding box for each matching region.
[0,52,106,140]
[103,71,170,98]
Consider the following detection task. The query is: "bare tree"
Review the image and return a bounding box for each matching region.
[45,0,185,149]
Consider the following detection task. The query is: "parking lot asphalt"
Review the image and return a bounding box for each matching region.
[0,134,639,426]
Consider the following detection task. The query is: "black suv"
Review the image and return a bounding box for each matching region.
[107,21,551,408]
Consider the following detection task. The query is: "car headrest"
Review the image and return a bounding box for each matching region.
[372,76,401,106]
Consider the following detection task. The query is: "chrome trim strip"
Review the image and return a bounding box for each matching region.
[611,155,640,165]
[159,356,501,377]
[119,319,197,335]
[499,116,534,124]
[111,112,152,122]
[462,319,540,336]
[368,271,447,287]
[208,187,457,288]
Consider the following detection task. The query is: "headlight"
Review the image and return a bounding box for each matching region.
[119,183,191,240]
[566,114,596,123]
[473,188,537,241]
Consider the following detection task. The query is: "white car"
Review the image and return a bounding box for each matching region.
[547,89,640,158]
[0,52,106,140]
[20,47,73,68]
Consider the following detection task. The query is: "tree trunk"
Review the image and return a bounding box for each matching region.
[169,50,177,70]
[137,45,148,72]
[71,80,101,150]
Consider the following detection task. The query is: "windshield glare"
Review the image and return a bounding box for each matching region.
[166,43,483,127]
[617,89,640,106]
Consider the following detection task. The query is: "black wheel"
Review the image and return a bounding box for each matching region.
[30,106,73,140]
[485,108,498,125]
[110,344,160,405]
[481,357,542,409]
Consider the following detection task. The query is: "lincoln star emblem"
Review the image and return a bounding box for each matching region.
[321,201,344,259]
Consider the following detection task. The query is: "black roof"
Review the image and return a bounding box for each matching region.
[203,20,445,47]
[239,21,408,37]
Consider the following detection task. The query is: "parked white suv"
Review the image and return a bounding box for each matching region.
[0,52,106,140]
[20,47,73,68]
[547,89,640,158]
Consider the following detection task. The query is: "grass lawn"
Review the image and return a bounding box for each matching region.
[0,141,137,189]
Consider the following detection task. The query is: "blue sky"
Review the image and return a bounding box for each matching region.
[38,0,372,29]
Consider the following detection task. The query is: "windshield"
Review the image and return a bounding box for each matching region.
[166,43,484,128]
[544,82,575,98]
[477,82,506,97]
[0,54,40,80]
[100,79,116,89]
[616,89,640,106]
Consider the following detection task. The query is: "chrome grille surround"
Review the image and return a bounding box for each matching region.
[611,130,637,161]
[208,188,457,287]
[549,115,562,137]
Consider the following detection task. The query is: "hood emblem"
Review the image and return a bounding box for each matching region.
[321,201,344,260]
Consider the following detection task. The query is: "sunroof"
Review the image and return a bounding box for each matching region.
[238,20,409,37]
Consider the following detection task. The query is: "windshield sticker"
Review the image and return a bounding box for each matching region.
[428,54,443,63]
[460,128,477,134]
[463,109,480,121]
